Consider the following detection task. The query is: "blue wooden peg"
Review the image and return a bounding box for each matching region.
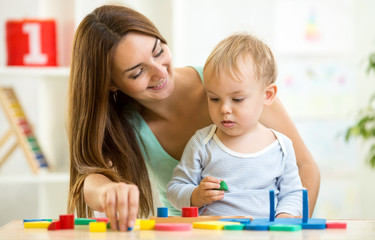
[269,190,275,222]
[302,189,308,223]
[157,207,168,218]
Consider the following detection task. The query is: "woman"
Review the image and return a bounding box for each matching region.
[67,5,320,231]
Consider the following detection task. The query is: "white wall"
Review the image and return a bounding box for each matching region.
[169,0,375,219]
[0,0,375,226]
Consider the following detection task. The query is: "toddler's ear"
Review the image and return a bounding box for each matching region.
[264,83,277,105]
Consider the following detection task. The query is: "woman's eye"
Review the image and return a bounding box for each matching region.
[210,97,219,102]
[131,68,144,79]
[233,98,244,102]
[154,47,164,58]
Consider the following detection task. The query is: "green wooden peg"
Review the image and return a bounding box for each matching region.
[215,180,228,191]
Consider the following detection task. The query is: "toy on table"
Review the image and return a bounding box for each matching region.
[150,206,252,224]
[23,190,346,232]
[157,207,168,217]
[246,189,327,231]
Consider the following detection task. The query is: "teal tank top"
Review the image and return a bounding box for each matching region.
[130,66,203,216]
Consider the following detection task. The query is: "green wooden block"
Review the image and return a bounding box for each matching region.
[224,224,244,230]
[269,224,302,231]
[214,181,228,191]
[75,218,97,225]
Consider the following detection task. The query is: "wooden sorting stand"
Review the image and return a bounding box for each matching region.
[149,216,253,224]
[0,87,48,173]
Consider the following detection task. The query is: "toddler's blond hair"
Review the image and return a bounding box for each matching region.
[204,33,277,86]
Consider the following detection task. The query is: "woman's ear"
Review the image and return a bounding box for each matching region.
[109,82,118,92]
[264,83,277,105]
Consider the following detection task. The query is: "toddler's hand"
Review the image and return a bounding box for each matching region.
[276,213,302,218]
[191,177,225,208]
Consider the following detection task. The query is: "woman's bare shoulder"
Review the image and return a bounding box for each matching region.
[174,67,201,83]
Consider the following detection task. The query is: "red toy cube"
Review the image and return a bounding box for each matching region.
[182,207,198,217]
[59,214,74,229]
[6,19,57,66]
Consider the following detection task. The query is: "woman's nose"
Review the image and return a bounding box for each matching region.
[151,63,167,80]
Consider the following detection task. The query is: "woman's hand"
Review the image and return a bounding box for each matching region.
[84,174,139,231]
[98,182,139,231]
[191,176,224,208]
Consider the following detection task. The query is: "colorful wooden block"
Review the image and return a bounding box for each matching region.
[182,207,198,217]
[219,218,251,225]
[244,224,270,231]
[75,218,97,225]
[59,214,74,229]
[23,219,53,222]
[154,223,192,231]
[149,215,253,224]
[193,221,241,230]
[140,219,156,230]
[24,221,51,229]
[89,222,107,232]
[301,218,327,229]
[157,207,168,218]
[269,224,302,231]
[89,217,109,223]
[223,224,245,230]
[249,218,327,230]
[326,221,347,229]
[47,221,61,231]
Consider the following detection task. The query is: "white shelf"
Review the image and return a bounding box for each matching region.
[0,66,70,78]
[0,171,70,222]
[0,172,69,183]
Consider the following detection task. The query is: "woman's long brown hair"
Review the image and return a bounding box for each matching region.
[67,5,167,218]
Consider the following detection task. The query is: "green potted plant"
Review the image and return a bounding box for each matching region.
[345,52,375,168]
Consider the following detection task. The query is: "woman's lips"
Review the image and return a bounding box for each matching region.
[148,78,167,90]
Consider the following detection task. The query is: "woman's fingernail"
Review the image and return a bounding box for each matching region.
[128,220,134,228]
[119,223,126,231]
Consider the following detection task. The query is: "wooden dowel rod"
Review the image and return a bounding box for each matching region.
[0,141,18,167]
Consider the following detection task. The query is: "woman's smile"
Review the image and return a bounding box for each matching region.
[148,77,168,90]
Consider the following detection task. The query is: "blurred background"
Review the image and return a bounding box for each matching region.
[0,0,374,226]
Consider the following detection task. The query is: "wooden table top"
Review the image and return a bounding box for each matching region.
[0,219,374,239]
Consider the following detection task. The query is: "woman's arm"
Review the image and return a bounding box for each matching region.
[83,174,139,231]
[260,97,320,217]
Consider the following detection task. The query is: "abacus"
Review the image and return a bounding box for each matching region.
[0,87,48,173]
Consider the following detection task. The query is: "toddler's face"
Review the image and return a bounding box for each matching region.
[203,57,266,138]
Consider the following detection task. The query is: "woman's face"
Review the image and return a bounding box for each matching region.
[111,32,174,104]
